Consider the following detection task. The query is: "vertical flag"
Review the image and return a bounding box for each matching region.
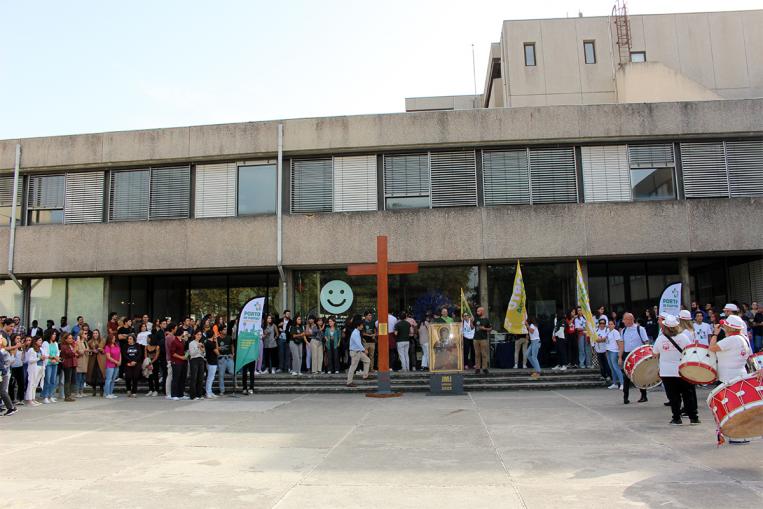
[504,261,528,334]
[235,296,265,373]
[460,288,473,319]
[575,260,597,343]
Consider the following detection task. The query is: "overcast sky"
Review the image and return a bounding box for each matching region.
[1,0,761,139]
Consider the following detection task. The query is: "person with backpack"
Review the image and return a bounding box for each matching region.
[617,312,649,404]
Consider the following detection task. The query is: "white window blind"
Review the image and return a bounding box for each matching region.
[149,166,190,220]
[383,154,429,198]
[529,147,578,204]
[482,149,530,206]
[333,155,377,212]
[679,142,729,198]
[28,175,65,209]
[65,171,105,224]
[0,176,22,226]
[581,145,631,202]
[628,144,674,167]
[726,140,763,198]
[109,170,149,222]
[194,163,237,218]
[291,159,333,213]
[430,151,477,208]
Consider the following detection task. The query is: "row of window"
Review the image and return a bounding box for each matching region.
[1,139,761,226]
[522,40,645,66]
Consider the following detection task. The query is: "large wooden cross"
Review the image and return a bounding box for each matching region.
[347,235,418,395]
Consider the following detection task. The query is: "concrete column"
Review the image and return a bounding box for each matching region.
[285,269,294,312]
[679,256,691,307]
[479,263,489,313]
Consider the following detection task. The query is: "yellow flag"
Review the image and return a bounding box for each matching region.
[460,288,473,319]
[504,261,528,334]
[575,259,598,343]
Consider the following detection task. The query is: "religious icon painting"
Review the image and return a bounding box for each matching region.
[429,322,464,373]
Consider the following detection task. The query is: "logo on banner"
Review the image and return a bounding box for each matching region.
[320,280,353,314]
[659,282,682,317]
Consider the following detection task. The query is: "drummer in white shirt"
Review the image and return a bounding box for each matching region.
[722,303,748,339]
[678,310,696,342]
[708,315,752,444]
[652,314,698,426]
[693,312,713,346]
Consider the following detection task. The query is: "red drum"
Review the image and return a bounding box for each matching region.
[624,345,661,389]
[679,343,718,384]
[707,374,763,440]
[748,352,763,373]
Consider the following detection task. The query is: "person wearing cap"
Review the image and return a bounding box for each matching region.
[652,314,698,426]
[722,303,748,339]
[678,310,696,342]
[709,315,750,384]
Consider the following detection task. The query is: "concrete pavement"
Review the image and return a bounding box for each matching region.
[0,388,761,508]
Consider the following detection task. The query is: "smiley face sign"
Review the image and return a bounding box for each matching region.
[320,280,354,314]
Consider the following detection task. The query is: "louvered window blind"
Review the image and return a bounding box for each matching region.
[0,176,22,226]
[64,171,105,223]
[482,149,530,206]
[109,167,190,222]
[383,154,429,197]
[194,163,237,218]
[109,169,150,222]
[430,151,477,208]
[581,145,631,202]
[291,159,333,213]
[28,175,65,209]
[726,140,763,198]
[628,144,674,167]
[680,142,729,198]
[529,147,578,204]
[333,155,377,212]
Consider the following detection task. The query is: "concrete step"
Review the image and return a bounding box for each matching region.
[247,380,606,394]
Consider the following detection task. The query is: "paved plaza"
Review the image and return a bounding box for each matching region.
[1,388,761,508]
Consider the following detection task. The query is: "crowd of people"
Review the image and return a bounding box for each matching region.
[0,299,760,418]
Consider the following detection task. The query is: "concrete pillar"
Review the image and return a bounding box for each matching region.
[479,263,489,313]
[679,256,691,307]
[285,269,294,312]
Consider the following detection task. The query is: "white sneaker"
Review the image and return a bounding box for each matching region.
[43,398,50,404]
[171,397,180,401]
[559,366,567,371]
[608,384,618,389]
[291,372,298,376]
[275,369,282,373]
[181,396,190,400]
[619,385,624,390]
[50,398,58,403]
[271,368,276,374]
[513,365,518,369]
[165,395,173,400]
[206,393,214,399]
[552,365,560,370]
[248,389,254,395]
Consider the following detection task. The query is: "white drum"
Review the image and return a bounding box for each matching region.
[679,343,718,384]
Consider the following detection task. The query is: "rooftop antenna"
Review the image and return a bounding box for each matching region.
[471,44,478,108]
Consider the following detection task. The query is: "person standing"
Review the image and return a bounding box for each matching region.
[593,318,611,383]
[618,312,649,404]
[346,318,370,387]
[565,310,577,368]
[41,330,60,404]
[24,337,44,406]
[289,316,307,376]
[709,315,750,383]
[552,312,568,371]
[10,335,26,405]
[74,332,89,397]
[204,333,219,398]
[325,317,341,374]
[278,310,292,374]
[643,309,659,342]
[678,310,696,342]
[462,312,475,370]
[526,318,542,380]
[606,320,624,389]
[103,335,121,399]
[262,315,279,375]
[123,334,142,398]
[574,307,591,369]
[693,312,713,346]
[393,312,412,372]
[751,302,762,353]
[473,307,491,375]
[86,330,106,397]
[513,332,528,369]
[0,337,17,415]
[168,323,187,400]
[310,317,326,374]
[652,314,698,426]
[59,333,78,402]
[362,311,377,371]
[419,313,432,372]
[216,326,236,395]
[145,334,161,396]
[187,331,206,400]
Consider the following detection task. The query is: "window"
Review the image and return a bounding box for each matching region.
[628,144,675,201]
[27,175,65,224]
[524,43,536,66]
[583,41,596,64]
[482,150,530,206]
[109,167,190,222]
[630,51,646,63]
[109,169,150,221]
[581,145,631,202]
[65,172,105,224]
[291,159,333,213]
[194,163,236,218]
[0,177,21,226]
[383,154,429,210]
[238,164,276,215]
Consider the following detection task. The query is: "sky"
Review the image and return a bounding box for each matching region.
[1,0,762,139]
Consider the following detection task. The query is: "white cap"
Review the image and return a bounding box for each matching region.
[678,310,692,320]
[663,314,679,328]
[723,303,739,312]
[723,315,745,330]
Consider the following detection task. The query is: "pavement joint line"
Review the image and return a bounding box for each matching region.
[468,392,529,509]
[550,390,754,489]
[270,407,373,509]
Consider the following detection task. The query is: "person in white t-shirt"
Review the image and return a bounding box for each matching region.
[526,319,541,379]
[605,321,623,389]
[722,303,748,339]
[593,319,611,385]
[678,310,696,342]
[709,315,750,383]
[693,312,712,346]
[652,314,698,426]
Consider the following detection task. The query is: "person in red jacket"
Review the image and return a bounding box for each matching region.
[60,333,79,402]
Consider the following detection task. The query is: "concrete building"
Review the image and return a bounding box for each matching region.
[1,8,762,339]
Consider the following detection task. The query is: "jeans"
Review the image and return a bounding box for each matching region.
[217,356,236,393]
[165,361,173,397]
[0,372,13,410]
[577,334,591,368]
[76,372,86,392]
[421,342,429,368]
[278,337,290,371]
[43,364,58,398]
[289,342,303,373]
[206,364,218,396]
[754,333,763,353]
[241,362,255,391]
[104,367,118,396]
[327,344,339,372]
[606,350,623,385]
[264,347,278,372]
[397,340,410,371]
[527,340,541,373]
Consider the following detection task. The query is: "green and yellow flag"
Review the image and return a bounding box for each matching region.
[460,288,473,319]
[504,261,528,334]
[575,260,598,343]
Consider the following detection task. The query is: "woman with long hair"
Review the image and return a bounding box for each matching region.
[24,337,44,406]
[103,334,121,399]
[261,314,279,375]
[41,330,60,404]
[526,318,542,380]
[326,317,341,374]
[565,309,577,368]
[86,329,106,397]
